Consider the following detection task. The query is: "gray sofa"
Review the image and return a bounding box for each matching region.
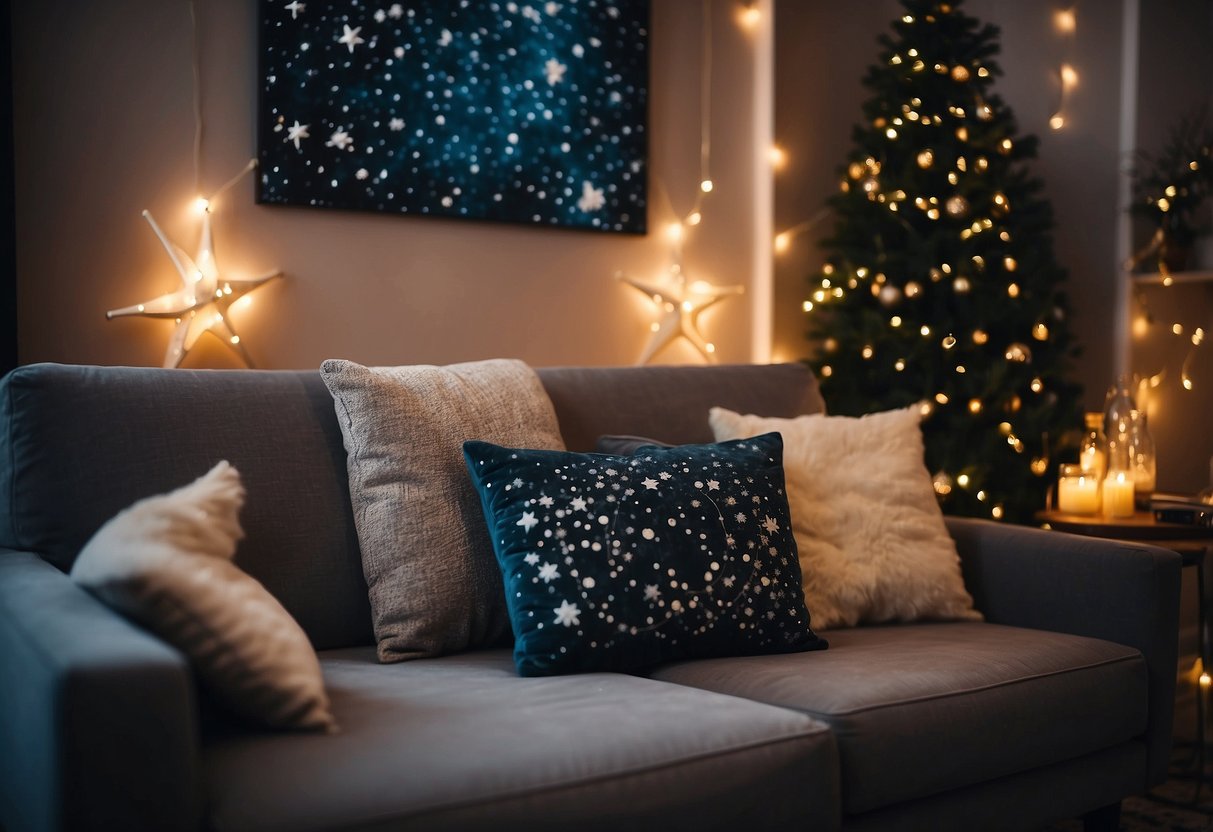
[0,361,1181,832]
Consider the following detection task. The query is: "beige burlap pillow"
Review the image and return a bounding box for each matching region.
[710,406,981,630]
[320,358,566,662]
[71,461,335,731]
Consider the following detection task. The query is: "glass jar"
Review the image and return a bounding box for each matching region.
[1127,409,1156,509]
[1078,412,1106,482]
[1057,463,1100,515]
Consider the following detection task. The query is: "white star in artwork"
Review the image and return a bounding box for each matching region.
[387,3,403,18]
[763,515,781,533]
[355,168,369,180]
[641,477,659,490]
[524,552,540,566]
[576,180,604,212]
[388,117,405,131]
[513,478,524,488]
[615,265,744,365]
[553,600,580,627]
[658,472,672,481]
[539,562,560,583]
[707,479,720,491]
[107,178,281,369]
[373,9,387,23]
[338,24,365,53]
[538,495,555,508]
[284,120,310,150]
[723,576,736,588]
[545,57,567,86]
[643,584,662,602]
[285,1,305,20]
[326,128,353,150]
[517,511,539,532]
[735,512,748,523]
[569,496,588,512]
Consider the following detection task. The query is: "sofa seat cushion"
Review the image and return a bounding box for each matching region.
[648,622,1147,816]
[201,647,840,832]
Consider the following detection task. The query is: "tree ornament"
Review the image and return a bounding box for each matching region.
[1004,343,1032,363]
[879,285,903,307]
[972,329,989,344]
[946,195,970,217]
[951,65,971,83]
[941,334,957,349]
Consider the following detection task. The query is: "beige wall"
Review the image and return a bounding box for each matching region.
[12,0,765,370]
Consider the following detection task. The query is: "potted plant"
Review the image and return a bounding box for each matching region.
[1129,109,1213,274]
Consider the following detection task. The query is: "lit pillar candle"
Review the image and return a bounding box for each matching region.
[1102,471,1135,518]
[1057,464,1099,515]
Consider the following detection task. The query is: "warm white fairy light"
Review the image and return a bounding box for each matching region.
[1050,59,1079,131]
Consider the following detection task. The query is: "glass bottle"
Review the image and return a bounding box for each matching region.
[1078,412,1106,482]
[1103,374,1137,441]
[1127,409,1156,509]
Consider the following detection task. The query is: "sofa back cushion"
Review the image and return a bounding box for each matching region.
[0,362,823,651]
[0,364,373,651]
[534,363,825,451]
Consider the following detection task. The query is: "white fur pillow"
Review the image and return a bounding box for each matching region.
[71,461,335,732]
[710,406,981,629]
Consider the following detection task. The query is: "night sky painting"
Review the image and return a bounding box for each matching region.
[257,0,649,233]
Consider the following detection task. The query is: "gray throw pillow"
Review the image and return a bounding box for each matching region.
[320,358,566,662]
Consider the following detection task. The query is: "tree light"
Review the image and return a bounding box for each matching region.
[700,179,714,193]
[1055,8,1076,33]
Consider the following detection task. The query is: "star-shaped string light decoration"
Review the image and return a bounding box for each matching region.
[614,3,746,365]
[107,193,281,368]
[617,223,744,365]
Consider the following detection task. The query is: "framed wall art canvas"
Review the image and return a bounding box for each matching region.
[257,0,649,233]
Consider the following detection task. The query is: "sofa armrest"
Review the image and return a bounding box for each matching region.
[945,516,1182,788]
[0,550,201,832]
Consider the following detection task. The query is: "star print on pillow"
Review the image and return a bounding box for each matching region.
[463,433,828,677]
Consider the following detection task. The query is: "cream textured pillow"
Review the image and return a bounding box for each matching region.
[70,462,335,732]
[320,358,566,662]
[710,406,981,629]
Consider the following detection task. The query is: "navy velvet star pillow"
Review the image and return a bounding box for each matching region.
[463,432,828,677]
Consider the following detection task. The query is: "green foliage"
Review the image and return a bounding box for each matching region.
[804,0,1083,524]
[1131,109,1213,250]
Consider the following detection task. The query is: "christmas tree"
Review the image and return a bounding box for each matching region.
[804,0,1082,523]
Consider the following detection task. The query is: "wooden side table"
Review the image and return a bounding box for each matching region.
[1036,510,1213,801]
